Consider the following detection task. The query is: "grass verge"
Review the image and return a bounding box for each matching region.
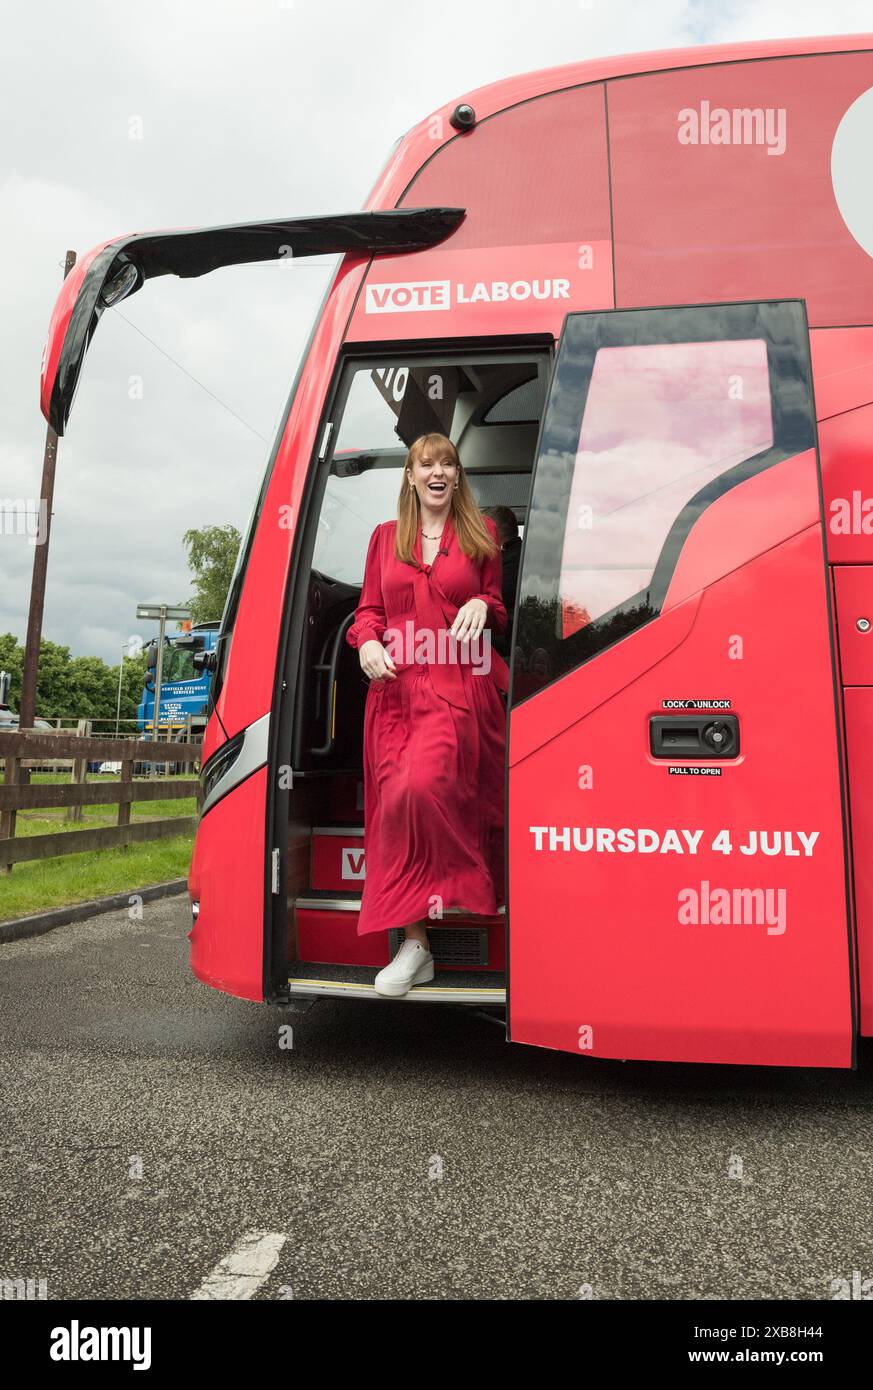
[0,775,195,921]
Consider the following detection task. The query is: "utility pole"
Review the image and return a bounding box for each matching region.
[19,249,77,731]
[114,640,132,738]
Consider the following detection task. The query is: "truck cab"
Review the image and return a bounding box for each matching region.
[138,622,220,736]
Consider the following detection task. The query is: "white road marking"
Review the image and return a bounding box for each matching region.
[189,1230,287,1300]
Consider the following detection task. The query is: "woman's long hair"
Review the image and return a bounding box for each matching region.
[395,433,498,565]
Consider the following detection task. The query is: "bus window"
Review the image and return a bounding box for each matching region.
[559,337,773,637]
[513,301,815,703]
[610,49,873,328]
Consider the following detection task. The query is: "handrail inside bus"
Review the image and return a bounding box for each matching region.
[311,611,357,757]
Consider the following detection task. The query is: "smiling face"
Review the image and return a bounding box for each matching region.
[406,447,458,515]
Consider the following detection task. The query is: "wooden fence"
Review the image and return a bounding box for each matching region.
[0,731,203,871]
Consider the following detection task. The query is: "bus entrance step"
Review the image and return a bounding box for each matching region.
[293,891,506,971]
[310,824,364,891]
[286,960,506,1006]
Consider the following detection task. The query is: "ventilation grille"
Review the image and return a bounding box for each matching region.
[483,376,545,424]
[467,472,530,510]
[388,926,489,967]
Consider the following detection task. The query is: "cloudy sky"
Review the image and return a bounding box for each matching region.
[1,0,870,668]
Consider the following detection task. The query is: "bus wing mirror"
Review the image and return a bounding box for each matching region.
[193,650,218,675]
[39,207,465,436]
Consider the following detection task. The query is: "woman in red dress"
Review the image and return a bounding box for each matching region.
[346,432,509,996]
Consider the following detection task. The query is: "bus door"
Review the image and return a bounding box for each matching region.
[508,300,856,1068]
[38,206,464,1003]
[39,208,463,436]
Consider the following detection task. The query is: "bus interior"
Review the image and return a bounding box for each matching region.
[279,347,551,1002]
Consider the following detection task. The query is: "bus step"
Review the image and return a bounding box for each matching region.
[310,823,364,892]
[293,891,505,971]
[286,960,506,1006]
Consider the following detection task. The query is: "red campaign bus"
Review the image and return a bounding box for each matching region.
[40,33,873,1068]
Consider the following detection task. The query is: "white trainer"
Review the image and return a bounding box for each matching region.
[374,939,435,997]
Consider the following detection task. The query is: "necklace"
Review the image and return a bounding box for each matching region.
[421,526,444,541]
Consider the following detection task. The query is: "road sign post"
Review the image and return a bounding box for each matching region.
[136,604,191,771]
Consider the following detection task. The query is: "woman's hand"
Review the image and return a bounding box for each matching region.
[359,639,397,681]
[450,598,488,643]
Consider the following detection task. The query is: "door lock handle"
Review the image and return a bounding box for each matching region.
[650,715,739,759]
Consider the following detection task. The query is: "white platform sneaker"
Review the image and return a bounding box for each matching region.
[374,939,435,997]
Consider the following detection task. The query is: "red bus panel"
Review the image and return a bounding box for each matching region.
[189,766,268,1001]
[347,82,613,343]
[609,51,873,329]
[508,301,855,1066]
[843,689,873,1036]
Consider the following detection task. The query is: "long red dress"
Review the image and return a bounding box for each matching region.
[346,510,509,936]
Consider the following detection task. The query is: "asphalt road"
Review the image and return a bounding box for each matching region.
[0,894,871,1301]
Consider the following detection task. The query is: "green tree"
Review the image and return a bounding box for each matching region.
[33,639,76,717]
[182,523,241,626]
[0,633,149,724]
[1,521,250,723]
[66,655,117,719]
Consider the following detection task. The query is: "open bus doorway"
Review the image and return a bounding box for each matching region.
[274,345,552,1003]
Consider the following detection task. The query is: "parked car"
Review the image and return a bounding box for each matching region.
[0,710,55,732]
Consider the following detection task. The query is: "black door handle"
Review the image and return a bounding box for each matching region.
[650,715,739,759]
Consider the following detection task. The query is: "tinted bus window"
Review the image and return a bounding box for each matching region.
[609,50,873,327]
[399,84,611,253]
[513,300,816,703]
[559,337,772,637]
